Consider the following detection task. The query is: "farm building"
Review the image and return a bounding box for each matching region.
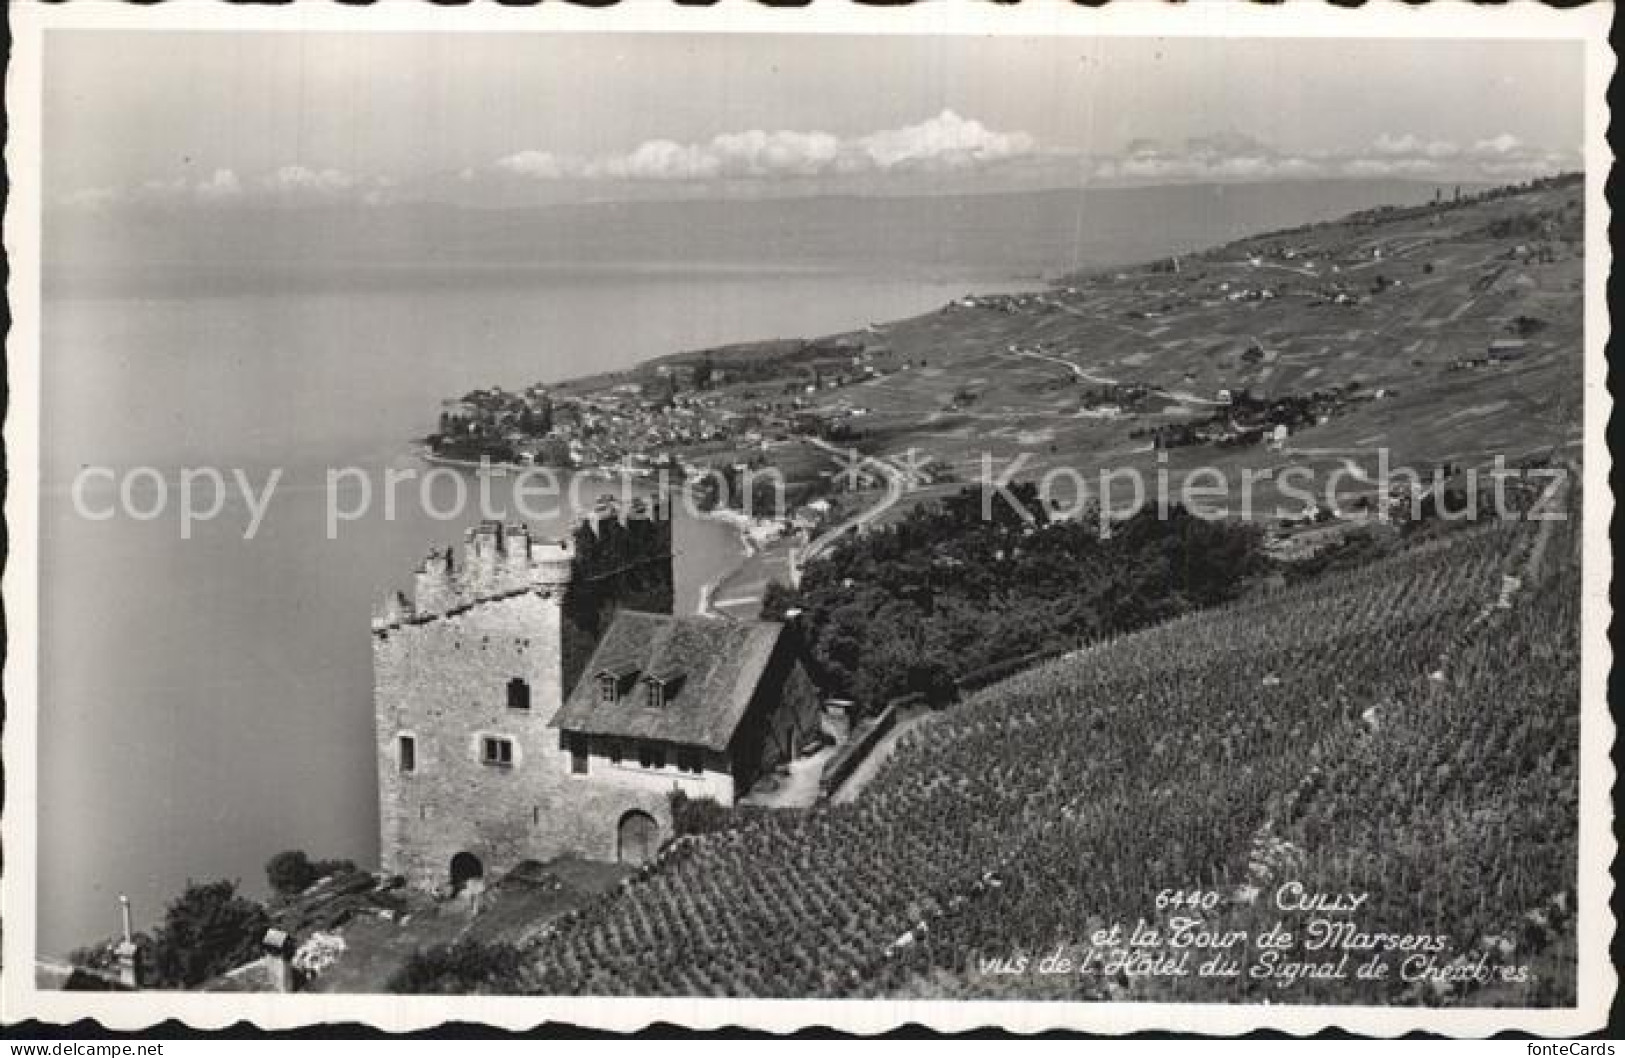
[1487,338,1530,362]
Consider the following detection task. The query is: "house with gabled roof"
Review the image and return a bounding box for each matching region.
[550,611,823,810]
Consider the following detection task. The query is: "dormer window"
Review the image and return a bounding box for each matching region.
[643,668,684,709]
[596,662,641,705]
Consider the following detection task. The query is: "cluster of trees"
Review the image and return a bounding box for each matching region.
[388,939,525,994]
[265,849,359,897]
[764,483,1264,708]
[71,880,269,990]
[1131,385,1355,451]
[1510,314,1549,337]
[430,389,561,464]
[68,849,379,990]
[561,509,675,694]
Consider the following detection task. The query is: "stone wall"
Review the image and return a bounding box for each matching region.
[373,588,672,888]
[728,637,825,793]
[570,738,738,806]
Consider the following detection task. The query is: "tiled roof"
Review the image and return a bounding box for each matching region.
[551,611,786,751]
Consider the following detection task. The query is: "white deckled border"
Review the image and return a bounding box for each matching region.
[1,0,1614,1037]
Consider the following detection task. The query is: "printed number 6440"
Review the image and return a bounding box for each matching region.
[1155,889,1221,913]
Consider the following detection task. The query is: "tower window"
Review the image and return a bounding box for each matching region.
[398,735,416,774]
[507,677,531,711]
[570,736,590,775]
[482,737,514,767]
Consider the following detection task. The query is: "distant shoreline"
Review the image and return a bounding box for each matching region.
[415,446,646,482]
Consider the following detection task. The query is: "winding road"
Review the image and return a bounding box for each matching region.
[1007,345,1228,408]
[789,438,910,586]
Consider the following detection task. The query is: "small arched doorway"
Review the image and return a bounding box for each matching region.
[617,810,660,866]
[449,851,484,891]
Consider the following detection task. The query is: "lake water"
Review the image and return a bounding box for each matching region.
[36,268,1032,955]
[36,181,1447,955]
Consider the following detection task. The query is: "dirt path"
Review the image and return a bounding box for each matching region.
[742,746,835,809]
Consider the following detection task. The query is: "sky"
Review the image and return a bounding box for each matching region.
[45,33,1586,209]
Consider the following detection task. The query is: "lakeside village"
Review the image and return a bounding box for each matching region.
[426,337,1397,536]
[422,332,1528,553]
[425,336,911,552]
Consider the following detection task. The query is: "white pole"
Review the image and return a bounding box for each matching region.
[118,894,132,944]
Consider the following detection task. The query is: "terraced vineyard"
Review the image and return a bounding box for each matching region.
[522,510,1580,1003]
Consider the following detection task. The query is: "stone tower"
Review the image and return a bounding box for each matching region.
[371,520,581,890]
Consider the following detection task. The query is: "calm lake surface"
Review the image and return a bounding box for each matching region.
[37,181,1445,954]
[37,268,1028,954]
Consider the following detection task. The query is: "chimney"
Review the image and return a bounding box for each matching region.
[530,539,574,593]
[463,521,504,592]
[373,590,414,631]
[414,548,455,612]
[262,928,295,993]
[503,523,533,586]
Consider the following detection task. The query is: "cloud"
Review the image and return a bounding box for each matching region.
[1373,133,1460,159]
[194,168,243,201]
[56,164,405,210]
[851,110,1036,172]
[494,150,576,180]
[59,168,244,209]
[1093,134,1323,184]
[1471,133,1523,156]
[1090,130,1577,186]
[490,110,1040,184]
[55,122,1580,212]
[262,165,358,196]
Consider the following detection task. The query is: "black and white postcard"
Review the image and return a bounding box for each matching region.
[3,0,1614,1037]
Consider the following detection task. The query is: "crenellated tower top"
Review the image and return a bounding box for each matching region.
[372,520,574,632]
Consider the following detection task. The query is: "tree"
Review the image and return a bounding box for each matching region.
[669,790,736,837]
[266,849,360,898]
[148,880,270,988]
[691,356,716,391]
[535,435,573,468]
[518,399,552,436]
[759,579,800,622]
[388,939,524,994]
[266,849,319,896]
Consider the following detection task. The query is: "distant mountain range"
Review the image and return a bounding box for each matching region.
[45,179,1471,298]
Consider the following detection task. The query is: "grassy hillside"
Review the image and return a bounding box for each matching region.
[836,177,1580,514]
[592,174,1580,526]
